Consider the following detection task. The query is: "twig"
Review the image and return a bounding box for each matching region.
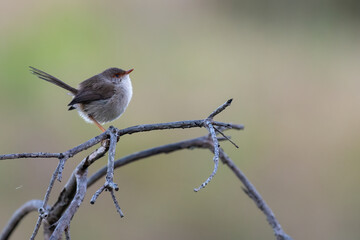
[0,99,292,240]
[110,190,124,218]
[0,152,61,160]
[208,98,233,119]
[30,161,64,240]
[0,131,109,162]
[0,200,45,240]
[194,99,233,192]
[214,127,239,148]
[219,149,293,240]
[57,156,68,182]
[87,135,292,239]
[117,120,243,137]
[105,127,119,191]
[45,145,109,233]
[87,136,211,187]
[0,119,242,232]
[29,217,42,240]
[90,128,123,217]
[90,185,106,205]
[0,122,242,163]
[194,120,219,192]
[49,162,88,240]
[47,139,113,239]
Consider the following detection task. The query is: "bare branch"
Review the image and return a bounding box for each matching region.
[87,134,292,239]
[49,161,88,240]
[106,128,118,187]
[45,144,108,233]
[57,156,68,182]
[218,149,293,240]
[0,152,61,161]
[0,121,242,163]
[117,120,243,137]
[213,127,239,148]
[0,200,45,240]
[0,99,292,240]
[90,185,106,205]
[208,98,233,119]
[62,131,109,158]
[90,128,123,217]
[110,190,124,218]
[30,159,66,240]
[29,217,43,240]
[194,120,219,192]
[87,136,211,187]
[195,99,235,192]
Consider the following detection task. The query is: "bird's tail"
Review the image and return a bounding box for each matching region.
[29,66,78,94]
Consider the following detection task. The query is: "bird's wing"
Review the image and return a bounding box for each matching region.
[68,81,115,106]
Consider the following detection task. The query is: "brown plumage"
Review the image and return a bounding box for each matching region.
[30,67,133,132]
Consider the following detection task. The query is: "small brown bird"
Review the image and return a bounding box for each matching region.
[30,67,133,132]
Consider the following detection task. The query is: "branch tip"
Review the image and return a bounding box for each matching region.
[208,99,234,119]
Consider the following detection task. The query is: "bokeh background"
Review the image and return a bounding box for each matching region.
[1,0,360,239]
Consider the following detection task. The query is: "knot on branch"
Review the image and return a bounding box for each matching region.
[38,207,49,219]
[104,181,119,191]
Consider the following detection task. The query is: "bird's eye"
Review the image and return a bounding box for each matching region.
[113,73,121,78]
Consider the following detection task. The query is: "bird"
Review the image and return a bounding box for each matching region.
[30,66,133,132]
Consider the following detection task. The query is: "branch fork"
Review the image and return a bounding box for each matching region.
[194,98,233,192]
[89,126,124,217]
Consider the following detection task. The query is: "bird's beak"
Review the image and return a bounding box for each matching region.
[125,69,134,75]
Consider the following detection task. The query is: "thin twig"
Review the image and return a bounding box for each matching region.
[0,152,61,161]
[208,98,233,119]
[193,99,234,192]
[63,131,108,157]
[30,161,63,240]
[0,200,44,240]
[45,145,109,233]
[194,120,220,192]
[90,185,106,204]
[91,128,123,217]
[117,120,243,136]
[49,165,88,240]
[29,217,42,240]
[57,157,68,182]
[0,121,242,163]
[92,135,294,240]
[110,190,124,218]
[0,131,108,162]
[214,127,239,148]
[105,127,118,190]
[90,128,118,201]
[43,161,63,206]
[87,136,211,187]
[218,149,293,240]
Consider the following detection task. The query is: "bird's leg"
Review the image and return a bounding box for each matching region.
[88,116,110,148]
[88,115,106,132]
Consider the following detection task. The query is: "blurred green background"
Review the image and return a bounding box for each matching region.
[1,0,360,239]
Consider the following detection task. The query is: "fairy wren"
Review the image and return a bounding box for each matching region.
[30,67,133,132]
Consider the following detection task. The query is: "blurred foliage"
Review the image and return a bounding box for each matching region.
[0,0,360,239]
